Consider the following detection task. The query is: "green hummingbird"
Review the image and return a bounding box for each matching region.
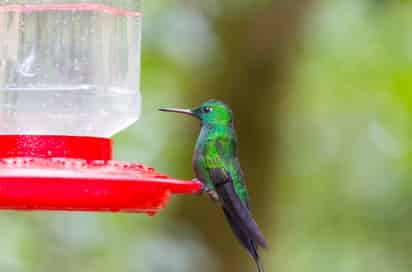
[160,99,268,272]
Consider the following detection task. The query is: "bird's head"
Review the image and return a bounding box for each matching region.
[159,99,233,126]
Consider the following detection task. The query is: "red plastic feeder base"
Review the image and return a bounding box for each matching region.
[0,135,202,215]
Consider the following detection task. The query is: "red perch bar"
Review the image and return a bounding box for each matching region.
[0,135,202,215]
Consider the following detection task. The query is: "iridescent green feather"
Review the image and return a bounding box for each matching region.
[159,99,267,272]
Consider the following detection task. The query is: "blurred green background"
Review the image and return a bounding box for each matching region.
[2,0,412,271]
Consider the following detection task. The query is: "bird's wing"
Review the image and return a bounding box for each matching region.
[215,138,249,205]
[206,138,268,249]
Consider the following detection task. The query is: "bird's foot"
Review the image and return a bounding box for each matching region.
[192,179,220,201]
[207,190,220,202]
[202,184,220,201]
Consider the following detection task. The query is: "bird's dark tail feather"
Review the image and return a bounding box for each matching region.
[223,208,265,272]
[256,256,265,272]
[216,182,268,248]
[216,182,267,272]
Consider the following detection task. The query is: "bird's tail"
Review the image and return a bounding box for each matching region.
[256,256,265,272]
[223,208,265,272]
[223,207,266,272]
[216,182,267,272]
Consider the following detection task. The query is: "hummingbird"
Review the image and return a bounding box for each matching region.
[160,99,268,272]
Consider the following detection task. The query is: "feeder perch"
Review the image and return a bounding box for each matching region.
[0,1,202,214]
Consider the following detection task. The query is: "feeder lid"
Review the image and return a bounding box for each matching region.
[0,135,202,215]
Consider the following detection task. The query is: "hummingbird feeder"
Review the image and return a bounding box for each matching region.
[0,0,202,215]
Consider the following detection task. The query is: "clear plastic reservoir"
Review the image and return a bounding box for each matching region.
[0,0,142,137]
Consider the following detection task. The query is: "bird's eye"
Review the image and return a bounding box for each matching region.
[203,107,212,113]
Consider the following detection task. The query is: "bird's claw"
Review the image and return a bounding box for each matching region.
[202,184,220,201]
[191,179,220,201]
[192,178,210,193]
[207,190,220,202]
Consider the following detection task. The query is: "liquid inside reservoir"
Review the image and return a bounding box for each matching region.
[0,4,142,137]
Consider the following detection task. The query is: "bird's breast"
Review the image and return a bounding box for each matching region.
[192,145,204,178]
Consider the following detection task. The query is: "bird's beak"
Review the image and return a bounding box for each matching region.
[159,107,194,116]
